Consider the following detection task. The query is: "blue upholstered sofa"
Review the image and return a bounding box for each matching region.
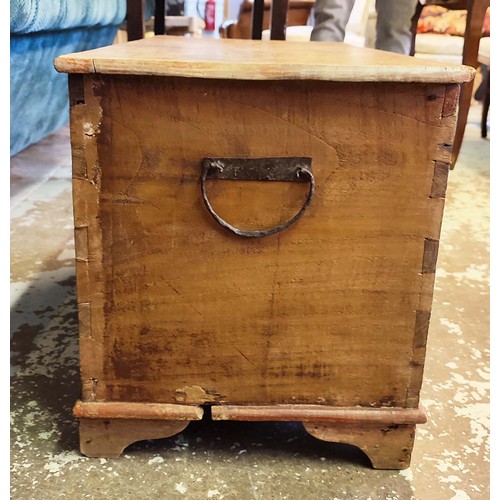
[10,1,128,156]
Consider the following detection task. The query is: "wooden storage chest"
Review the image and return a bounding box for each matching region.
[55,36,473,469]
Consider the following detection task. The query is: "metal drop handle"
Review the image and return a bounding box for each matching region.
[201,157,315,238]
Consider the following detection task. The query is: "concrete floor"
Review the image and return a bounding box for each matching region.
[10,104,489,499]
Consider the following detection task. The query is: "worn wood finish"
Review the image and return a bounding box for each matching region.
[79,418,190,458]
[212,404,427,424]
[74,401,204,420]
[54,36,474,83]
[304,422,417,469]
[68,74,457,410]
[61,40,464,466]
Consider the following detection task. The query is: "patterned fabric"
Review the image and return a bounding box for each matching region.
[11,0,127,34]
[417,6,490,37]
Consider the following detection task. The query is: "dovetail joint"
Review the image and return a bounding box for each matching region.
[430,161,450,199]
[422,239,439,274]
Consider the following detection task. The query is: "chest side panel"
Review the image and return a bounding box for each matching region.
[71,75,456,408]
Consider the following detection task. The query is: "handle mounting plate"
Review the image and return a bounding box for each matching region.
[202,157,312,182]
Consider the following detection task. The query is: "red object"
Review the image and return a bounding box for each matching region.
[204,0,216,31]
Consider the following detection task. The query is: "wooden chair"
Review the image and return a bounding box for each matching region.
[252,0,489,166]
[252,0,490,167]
[126,0,168,40]
[219,0,314,40]
[249,0,290,39]
[127,0,487,167]
[411,0,490,167]
[127,0,312,41]
[126,0,205,39]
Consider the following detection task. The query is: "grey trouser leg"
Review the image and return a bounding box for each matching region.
[310,0,356,41]
[375,0,418,54]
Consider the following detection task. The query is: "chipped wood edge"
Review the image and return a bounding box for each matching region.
[442,83,461,119]
[69,74,106,401]
[74,401,204,420]
[211,404,427,425]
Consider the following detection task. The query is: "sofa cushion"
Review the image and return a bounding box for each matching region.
[11,0,127,34]
[415,32,464,56]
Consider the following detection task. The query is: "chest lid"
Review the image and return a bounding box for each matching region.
[54,35,473,84]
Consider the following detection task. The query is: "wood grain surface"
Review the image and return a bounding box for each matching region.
[304,421,417,469]
[211,404,427,424]
[74,400,204,420]
[69,73,458,411]
[79,418,191,458]
[55,36,475,84]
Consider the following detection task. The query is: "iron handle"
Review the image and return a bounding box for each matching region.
[201,157,315,238]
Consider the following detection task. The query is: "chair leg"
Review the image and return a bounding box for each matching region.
[126,0,146,41]
[270,0,290,40]
[450,0,489,168]
[409,2,424,57]
[481,68,490,138]
[451,79,474,167]
[154,0,166,35]
[251,0,265,39]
